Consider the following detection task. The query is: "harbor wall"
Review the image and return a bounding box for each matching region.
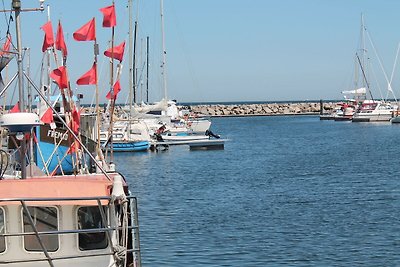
[186,102,338,117]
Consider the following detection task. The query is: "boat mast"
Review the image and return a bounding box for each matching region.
[359,14,373,100]
[133,0,139,104]
[13,0,27,179]
[160,0,168,101]
[146,36,149,103]
[128,0,133,116]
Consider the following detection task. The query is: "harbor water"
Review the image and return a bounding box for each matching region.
[115,115,400,266]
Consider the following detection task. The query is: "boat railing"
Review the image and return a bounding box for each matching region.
[0,195,141,267]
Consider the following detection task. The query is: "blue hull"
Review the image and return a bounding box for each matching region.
[35,125,94,174]
[108,141,150,152]
[35,126,76,174]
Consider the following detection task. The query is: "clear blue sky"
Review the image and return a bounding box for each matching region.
[1,0,400,103]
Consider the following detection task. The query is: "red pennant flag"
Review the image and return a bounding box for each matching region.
[71,107,80,134]
[67,140,81,154]
[104,41,125,62]
[55,21,68,57]
[106,80,122,100]
[73,18,96,41]
[41,107,54,124]
[76,62,97,85]
[99,4,116,28]
[0,34,11,56]
[50,66,69,89]
[40,21,54,52]
[9,101,20,113]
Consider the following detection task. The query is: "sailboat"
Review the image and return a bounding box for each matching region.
[100,0,150,153]
[0,1,142,266]
[127,0,212,139]
[351,15,398,122]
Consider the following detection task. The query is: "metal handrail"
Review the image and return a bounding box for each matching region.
[1,225,138,237]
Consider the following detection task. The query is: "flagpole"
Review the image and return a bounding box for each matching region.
[108,1,115,166]
[94,39,102,164]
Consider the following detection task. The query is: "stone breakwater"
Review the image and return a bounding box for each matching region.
[186,102,338,117]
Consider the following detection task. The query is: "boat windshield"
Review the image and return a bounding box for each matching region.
[361,103,377,110]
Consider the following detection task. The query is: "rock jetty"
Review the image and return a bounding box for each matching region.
[186,102,338,117]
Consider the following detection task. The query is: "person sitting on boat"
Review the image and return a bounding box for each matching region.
[154,125,167,141]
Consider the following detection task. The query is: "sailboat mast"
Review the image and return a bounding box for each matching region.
[146,36,149,103]
[359,14,373,100]
[160,0,168,101]
[133,21,138,104]
[133,0,139,104]
[128,0,133,116]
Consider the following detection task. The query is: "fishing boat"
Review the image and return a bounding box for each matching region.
[0,113,141,267]
[0,1,142,266]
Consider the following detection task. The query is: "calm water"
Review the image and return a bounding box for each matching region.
[115,116,400,266]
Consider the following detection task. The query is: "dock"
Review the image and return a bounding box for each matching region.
[151,138,228,151]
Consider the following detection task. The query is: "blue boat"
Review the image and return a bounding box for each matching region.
[35,123,95,175]
[100,121,151,152]
[107,140,150,152]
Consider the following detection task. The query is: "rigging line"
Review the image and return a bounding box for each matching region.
[388,42,400,102]
[369,61,385,101]
[356,53,373,100]
[1,0,15,51]
[389,42,400,84]
[365,29,397,101]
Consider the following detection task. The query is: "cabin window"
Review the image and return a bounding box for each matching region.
[0,208,5,253]
[78,206,108,250]
[23,206,59,252]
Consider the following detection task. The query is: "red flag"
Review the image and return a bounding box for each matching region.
[41,107,54,124]
[55,21,68,57]
[50,66,69,89]
[0,34,11,56]
[3,34,11,52]
[9,102,20,113]
[71,107,80,134]
[99,4,116,28]
[104,41,125,62]
[76,62,97,85]
[67,140,81,154]
[73,18,96,41]
[40,21,54,52]
[106,80,122,100]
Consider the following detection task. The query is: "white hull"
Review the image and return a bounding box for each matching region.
[188,119,211,133]
[161,134,209,142]
[352,113,393,122]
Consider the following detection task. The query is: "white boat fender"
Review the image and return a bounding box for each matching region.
[111,174,126,201]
